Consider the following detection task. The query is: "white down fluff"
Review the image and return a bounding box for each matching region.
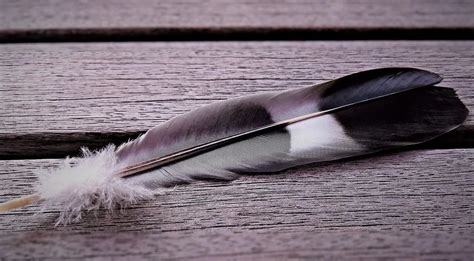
[35,146,155,225]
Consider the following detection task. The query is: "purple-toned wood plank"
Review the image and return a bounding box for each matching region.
[1,0,473,30]
[0,41,472,134]
[0,149,472,259]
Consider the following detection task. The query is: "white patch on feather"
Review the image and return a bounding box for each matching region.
[287,115,363,160]
[35,145,156,225]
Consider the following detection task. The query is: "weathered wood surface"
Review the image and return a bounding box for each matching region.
[1,1,472,260]
[1,41,473,134]
[1,0,473,30]
[0,149,473,259]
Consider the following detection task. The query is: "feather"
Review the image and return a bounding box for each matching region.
[0,67,468,224]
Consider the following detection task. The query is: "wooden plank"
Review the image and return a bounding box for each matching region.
[0,149,473,259]
[1,41,473,135]
[1,41,472,158]
[1,0,473,30]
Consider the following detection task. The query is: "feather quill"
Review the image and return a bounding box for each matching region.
[0,68,468,224]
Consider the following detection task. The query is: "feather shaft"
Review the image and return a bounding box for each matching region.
[0,193,40,211]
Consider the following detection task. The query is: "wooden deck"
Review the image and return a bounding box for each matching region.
[0,1,473,260]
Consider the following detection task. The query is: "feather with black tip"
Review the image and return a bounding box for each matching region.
[0,68,468,224]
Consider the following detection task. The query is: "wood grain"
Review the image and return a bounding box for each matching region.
[1,41,472,135]
[1,0,473,30]
[0,149,472,259]
[1,1,471,259]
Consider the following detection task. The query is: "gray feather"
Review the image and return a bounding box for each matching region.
[116,68,466,188]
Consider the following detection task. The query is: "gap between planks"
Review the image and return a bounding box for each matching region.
[0,125,473,160]
[1,27,474,43]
